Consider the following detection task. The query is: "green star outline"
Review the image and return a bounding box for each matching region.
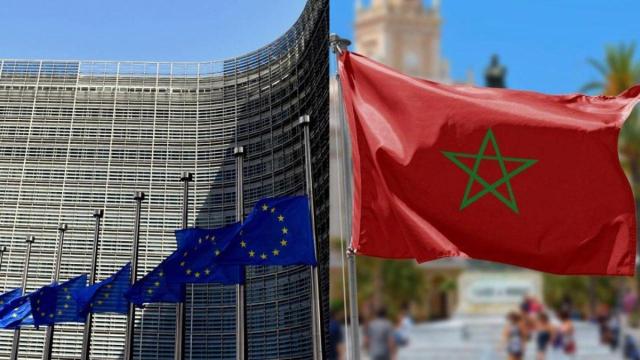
[441,129,538,213]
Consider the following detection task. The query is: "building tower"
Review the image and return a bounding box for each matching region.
[354,0,449,81]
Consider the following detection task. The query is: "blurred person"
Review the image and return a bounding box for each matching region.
[503,311,527,360]
[607,312,621,351]
[535,312,554,360]
[624,334,640,360]
[556,310,576,358]
[364,308,396,360]
[328,308,345,360]
[394,303,413,348]
[596,303,611,344]
[623,288,638,314]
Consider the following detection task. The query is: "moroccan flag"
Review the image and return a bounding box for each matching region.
[338,51,640,275]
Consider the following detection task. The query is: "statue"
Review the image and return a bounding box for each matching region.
[485,54,506,88]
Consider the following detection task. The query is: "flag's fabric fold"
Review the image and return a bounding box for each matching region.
[74,263,131,316]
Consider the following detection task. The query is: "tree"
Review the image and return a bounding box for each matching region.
[582,42,640,191]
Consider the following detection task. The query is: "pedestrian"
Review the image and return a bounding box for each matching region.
[364,308,397,360]
[535,312,553,360]
[328,308,345,360]
[394,303,413,348]
[503,311,527,360]
[557,310,576,358]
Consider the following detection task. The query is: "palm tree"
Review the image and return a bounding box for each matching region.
[582,42,640,189]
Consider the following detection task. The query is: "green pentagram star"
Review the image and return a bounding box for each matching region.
[441,129,537,213]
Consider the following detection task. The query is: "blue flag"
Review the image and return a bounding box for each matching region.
[124,264,184,307]
[163,226,245,285]
[0,293,33,329]
[30,274,87,326]
[216,195,317,266]
[74,263,131,317]
[0,288,22,310]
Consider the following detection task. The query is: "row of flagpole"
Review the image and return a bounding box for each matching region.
[0,114,324,360]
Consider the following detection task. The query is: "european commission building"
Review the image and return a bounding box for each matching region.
[0,0,328,358]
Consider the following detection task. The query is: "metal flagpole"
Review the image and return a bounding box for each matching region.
[0,246,7,272]
[81,209,104,360]
[43,223,68,360]
[10,235,35,360]
[234,146,247,360]
[329,33,361,360]
[175,173,192,360]
[300,115,324,360]
[124,192,145,360]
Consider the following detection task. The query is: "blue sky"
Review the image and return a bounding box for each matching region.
[331,0,640,94]
[1,1,638,95]
[0,0,306,62]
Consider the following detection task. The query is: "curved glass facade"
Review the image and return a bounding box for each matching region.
[0,0,329,358]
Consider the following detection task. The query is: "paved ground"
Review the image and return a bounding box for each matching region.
[396,316,621,360]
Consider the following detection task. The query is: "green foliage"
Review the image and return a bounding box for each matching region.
[543,275,617,314]
[355,257,427,318]
[583,42,640,196]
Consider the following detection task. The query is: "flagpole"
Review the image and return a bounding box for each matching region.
[124,192,145,360]
[10,235,35,360]
[299,114,324,360]
[329,33,361,360]
[234,146,247,360]
[43,223,68,360]
[175,173,192,360]
[80,209,104,360]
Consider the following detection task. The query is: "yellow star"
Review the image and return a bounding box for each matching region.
[282,227,288,235]
[106,284,112,289]
[66,295,71,300]
[147,289,153,294]
[63,288,68,293]
[64,304,69,309]
[159,271,164,277]
[180,261,186,267]
[97,300,103,305]
[271,207,276,213]
[249,250,255,258]
[260,253,268,260]
[58,310,62,315]
[154,281,160,287]
[280,239,288,247]
[183,251,189,257]
[215,250,221,256]
[198,238,203,244]
[278,215,284,222]
[186,269,192,275]
[104,293,110,298]
[272,249,280,256]
[262,204,269,211]
[211,236,216,242]
[240,241,247,248]
[36,307,40,311]
[195,272,200,278]
[36,299,40,304]
[49,314,54,318]
[90,303,94,307]
[41,312,45,317]
[204,268,211,275]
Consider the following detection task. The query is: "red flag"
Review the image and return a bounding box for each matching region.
[338,51,640,275]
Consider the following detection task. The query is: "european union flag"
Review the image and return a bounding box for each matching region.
[0,288,22,310]
[216,195,317,266]
[74,263,130,317]
[124,264,184,307]
[30,274,87,326]
[163,226,244,285]
[0,293,33,329]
